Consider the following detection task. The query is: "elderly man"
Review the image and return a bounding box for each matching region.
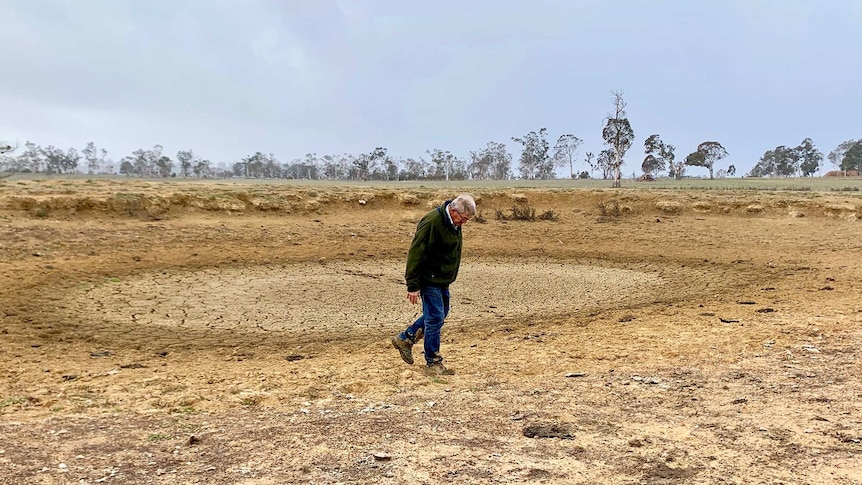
[391,194,476,376]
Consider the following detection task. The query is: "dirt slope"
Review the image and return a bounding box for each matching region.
[0,179,860,484]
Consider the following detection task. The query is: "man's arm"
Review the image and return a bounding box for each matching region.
[405,217,432,293]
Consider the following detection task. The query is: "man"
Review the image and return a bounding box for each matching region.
[391,194,476,376]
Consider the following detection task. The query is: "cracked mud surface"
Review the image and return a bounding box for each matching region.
[68,261,667,336]
[0,179,860,484]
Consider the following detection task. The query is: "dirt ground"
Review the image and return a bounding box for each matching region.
[0,179,860,484]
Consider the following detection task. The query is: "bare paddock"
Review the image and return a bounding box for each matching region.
[0,180,860,484]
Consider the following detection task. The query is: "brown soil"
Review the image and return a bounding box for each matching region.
[0,179,860,484]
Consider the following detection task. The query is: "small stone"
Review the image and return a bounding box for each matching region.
[58,463,68,470]
[565,372,586,378]
[372,452,391,461]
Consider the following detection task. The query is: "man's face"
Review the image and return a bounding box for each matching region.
[450,207,471,227]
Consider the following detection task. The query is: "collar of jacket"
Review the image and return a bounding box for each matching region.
[438,200,459,233]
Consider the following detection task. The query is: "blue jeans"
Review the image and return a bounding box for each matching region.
[399,285,450,365]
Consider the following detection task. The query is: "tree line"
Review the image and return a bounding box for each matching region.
[2,92,860,182]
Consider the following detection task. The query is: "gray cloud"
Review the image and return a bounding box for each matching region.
[1,0,859,173]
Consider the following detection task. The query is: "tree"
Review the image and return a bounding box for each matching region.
[749,141,820,178]
[119,158,134,176]
[263,153,281,178]
[350,147,388,181]
[795,138,823,177]
[82,142,107,174]
[596,149,614,180]
[396,157,423,181]
[242,152,281,178]
[469,141,511,180]
[842,141,862,172]
[64,148,80,174]
[302,153,319,180]
[154,155,174,178]
[176,150,194,177]
[368,147,392,180]
[685,141,728,179]
[748,150,773,177]
[828,139,859,171]
[727,164,736,177]
[320,154,351,180]
[641,155,662,176]
[193,159,212,177]
[644,134,678,179]
[602,91,634,187]
[773,146,799,176]
[512,128,551,179]
[426,148,466,181]
[42,146,65,174]
[0,141,16,173]
[552,134,582,179]
[383,156,401,181]
[18,141,44,173]
[584,152,596,177]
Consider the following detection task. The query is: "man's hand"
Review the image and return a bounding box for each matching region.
[407,290,420,305]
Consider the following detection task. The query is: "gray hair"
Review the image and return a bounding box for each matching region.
[450,194,476,216]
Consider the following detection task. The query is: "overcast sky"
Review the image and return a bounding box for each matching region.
[1,0,860,176]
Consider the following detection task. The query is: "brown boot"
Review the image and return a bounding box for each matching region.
[424,362,455,376]
[391,336,414,365]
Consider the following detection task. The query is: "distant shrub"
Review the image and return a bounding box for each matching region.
[510,205,536,221]
[538,209,559,221]
[598,200,621,218]
[495,205,537,221]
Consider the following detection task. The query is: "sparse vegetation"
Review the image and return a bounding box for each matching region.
[495,205,537,221]
[537,208,559,221]
[0,397,27,408]
[240,396,262,406]
[597,200,622,222]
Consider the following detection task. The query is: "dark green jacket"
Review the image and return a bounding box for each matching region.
[405,201,463,292]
